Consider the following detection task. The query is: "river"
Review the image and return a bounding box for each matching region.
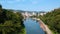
[24,18,45,34]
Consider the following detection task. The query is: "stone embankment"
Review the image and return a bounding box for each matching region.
[32,18,53,34]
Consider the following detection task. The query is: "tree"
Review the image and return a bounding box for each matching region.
[0,4,2,8]
[39,8,60,34]
[0,5,25,34]
[0,4,2,11]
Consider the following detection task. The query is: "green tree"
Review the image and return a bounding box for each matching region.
[39,8,60,34]
[0,4,2,10]
[0,5,25,34]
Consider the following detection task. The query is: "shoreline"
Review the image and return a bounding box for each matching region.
[32,18,53,34]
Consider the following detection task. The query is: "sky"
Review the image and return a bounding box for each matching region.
[0,0,60,12]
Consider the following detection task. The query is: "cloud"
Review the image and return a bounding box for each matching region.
[7,1,14,3]
[32,1,38,4]
[29,0,39,4]
[15,0,25,2]
[15,0,21,2]
[6,0,21,3]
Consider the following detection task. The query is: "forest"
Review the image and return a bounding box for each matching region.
[0,5,25,34]
[0,4,60,34]
[39,8,60,34]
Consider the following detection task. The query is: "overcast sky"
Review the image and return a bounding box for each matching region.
[0,0,60,11]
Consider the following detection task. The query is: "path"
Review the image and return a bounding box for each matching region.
[39,19,53,34]
[32,18,53,34]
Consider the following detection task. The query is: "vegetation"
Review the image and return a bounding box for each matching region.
[39,8,60,34]
[0,5,25,34]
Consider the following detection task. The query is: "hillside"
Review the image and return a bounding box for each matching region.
[39,8,60,34]
[0,5,25,34]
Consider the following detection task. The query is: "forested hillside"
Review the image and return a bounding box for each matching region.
[0,5,25,34]
[39,8,60,34]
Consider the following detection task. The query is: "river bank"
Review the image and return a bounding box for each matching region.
[24,18,45,34]
[32,18,53,34]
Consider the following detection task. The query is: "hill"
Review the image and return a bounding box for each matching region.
[39,8,60,34]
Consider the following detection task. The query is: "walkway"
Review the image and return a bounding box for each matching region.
[32,18,53,34]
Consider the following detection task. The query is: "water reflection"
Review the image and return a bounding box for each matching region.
[24,18,45,34]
